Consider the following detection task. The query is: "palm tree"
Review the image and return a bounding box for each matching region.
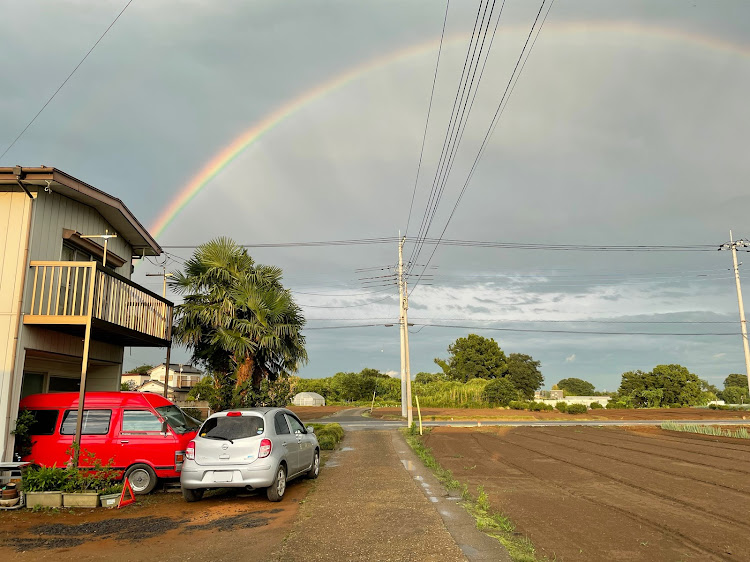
[170,238,307,407]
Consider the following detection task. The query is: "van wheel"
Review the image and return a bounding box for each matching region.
[266,464,286,502]
[124,464,157,494]
[182,487,204,502]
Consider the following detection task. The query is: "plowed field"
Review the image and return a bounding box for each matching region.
[425,426,750,561]
[371,406,750,421]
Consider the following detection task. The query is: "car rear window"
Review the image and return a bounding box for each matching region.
[25,409,59,435]
[200,416,264,440]
[60,410,112,435]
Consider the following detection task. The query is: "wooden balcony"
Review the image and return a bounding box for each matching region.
[24,261,173,347]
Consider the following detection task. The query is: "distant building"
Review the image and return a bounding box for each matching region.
[292,392,326,407]
[137,379,190,402]
[535,389,564,401]
[147,363,202,388]
[121,372,150,389]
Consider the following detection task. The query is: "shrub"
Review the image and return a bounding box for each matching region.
[482,378,518,407]
[310,422,344,450]
[508,401,530,410]
[589,402,604,409]
[555,402,567,413]
[566,404,588,415]
[22,465,70,492]
[606,401,628,409]
[529,401,553,411]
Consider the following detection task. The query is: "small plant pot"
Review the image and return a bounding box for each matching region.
[63,492,100,508]
[25,491,63,508]
[99,492,120,508]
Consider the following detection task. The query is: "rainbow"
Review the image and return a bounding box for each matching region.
[150,21,750,239]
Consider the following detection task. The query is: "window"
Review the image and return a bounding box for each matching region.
[60,410,111,435]
[26,410,59,435]
[286,414,306,434]
[122,410,163,432]
[274,412,290,435]
[155,405,201,434]
[200,416,264,440]
[48,377,80,392]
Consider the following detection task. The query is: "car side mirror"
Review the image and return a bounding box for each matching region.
[161,420,169,434]
[306,425,315,434]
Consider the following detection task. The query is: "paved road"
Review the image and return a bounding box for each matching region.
[311,408,750,431]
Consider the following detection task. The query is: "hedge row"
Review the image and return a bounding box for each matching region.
[310,423,344,450]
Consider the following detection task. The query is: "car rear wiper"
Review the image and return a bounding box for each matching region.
[204,434,234,444]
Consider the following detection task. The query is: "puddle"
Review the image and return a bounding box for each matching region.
[429,497,438,503]
[420,482,430,489]
[439,509,453,518]
[400,459,415,471]
[413,475,423,481]
[340,447,355,452]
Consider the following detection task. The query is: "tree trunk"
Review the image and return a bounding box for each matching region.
[236,355,256,389]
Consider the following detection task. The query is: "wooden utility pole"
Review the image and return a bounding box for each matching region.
[721,232,750,396]
[398,235,413,427]
[146,267,174,398]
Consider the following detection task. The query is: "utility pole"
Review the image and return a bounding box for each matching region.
[720,231,750,397]
[398,235,413,427]
[146,266,175,399]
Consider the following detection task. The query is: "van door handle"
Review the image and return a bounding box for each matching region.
[121,440,129,444]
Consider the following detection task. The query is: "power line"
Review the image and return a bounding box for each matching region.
[410,0,554,294]
[161,237,398,249]
[405,0,451,238]
[410,323,739,336]
[409,0,503,271]
[0,0,134,162]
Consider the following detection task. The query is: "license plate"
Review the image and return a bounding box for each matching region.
[213,471,233,483]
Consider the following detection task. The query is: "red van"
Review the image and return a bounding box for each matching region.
[19,391,200,494]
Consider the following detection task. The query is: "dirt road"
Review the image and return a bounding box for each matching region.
[425,426,750,561]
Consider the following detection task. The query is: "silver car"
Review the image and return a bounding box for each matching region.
[180,407,320,502]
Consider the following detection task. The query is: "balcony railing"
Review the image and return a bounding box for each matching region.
[25,261,173,344]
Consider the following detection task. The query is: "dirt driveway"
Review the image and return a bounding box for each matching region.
[0,477,315,561]
[425,425,750,561]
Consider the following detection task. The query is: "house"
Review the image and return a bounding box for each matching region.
[136,380,190,402]
[121,372,151,389]
[147,363,202,390]
[535,389,564,401]
[0,166,173,461]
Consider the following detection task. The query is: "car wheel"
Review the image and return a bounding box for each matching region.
[306,450,320,479]
[266,464,287,502]
[124,463,158,495]
[182,487,204,502]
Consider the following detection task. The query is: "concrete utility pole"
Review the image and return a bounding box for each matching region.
[146,267,175,398]
[720,231,750,397]
[397,235,413,427]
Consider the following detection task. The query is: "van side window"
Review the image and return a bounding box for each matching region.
[122,410,163,432]
[25,410,59,435]
[274,412,291,435]
[60,410,111,435]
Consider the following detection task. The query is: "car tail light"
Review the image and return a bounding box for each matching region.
[226,411,242,417]
[185,441,195,461]
[258,438,272,458]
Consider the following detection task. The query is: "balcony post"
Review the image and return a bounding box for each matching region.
[73,264,96,467]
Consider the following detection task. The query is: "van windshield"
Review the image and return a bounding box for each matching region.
[155,405,200,434]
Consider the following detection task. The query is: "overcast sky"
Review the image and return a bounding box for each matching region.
[3,0,750,391]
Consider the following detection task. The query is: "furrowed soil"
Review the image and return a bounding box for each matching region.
[424,425,750,561]
[371,406,750,421]
[0,475,315,561]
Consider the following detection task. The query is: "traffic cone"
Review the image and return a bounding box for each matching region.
[117,478,136,509]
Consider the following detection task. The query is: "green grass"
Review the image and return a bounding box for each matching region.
[402,429,539,562]
[661,421,750,439]
[310,423,345,449]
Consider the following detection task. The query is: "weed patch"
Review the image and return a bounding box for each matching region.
[402,429,539,561]
[660,422,750,439]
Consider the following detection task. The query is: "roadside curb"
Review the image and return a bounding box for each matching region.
[391,431,512,562]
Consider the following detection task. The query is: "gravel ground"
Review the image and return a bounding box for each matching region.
[273,430,467,562]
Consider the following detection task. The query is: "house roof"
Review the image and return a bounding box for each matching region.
[148,363,202,375]
[136,380,187,393]
[0,166,162,257]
